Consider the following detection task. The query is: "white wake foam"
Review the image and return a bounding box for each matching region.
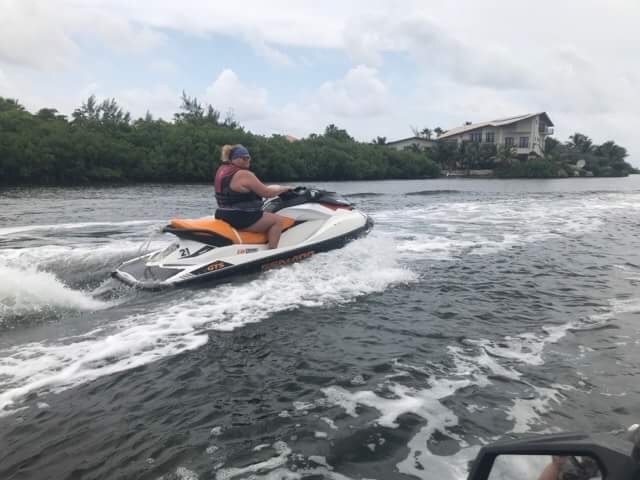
[375,192,640,261]
[214,441,355,480]
[0,234,168,320]
[0,236,415,413]
[0,220,158,236]
[0,239,168,272]
[317,321,574,480]
[610,297,640,315]
[216,441,291,480]
[0,220,167,321]
[584,296,640,326]
[0,265,107,319]
[507,387,564,433]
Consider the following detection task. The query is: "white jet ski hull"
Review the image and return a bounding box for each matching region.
[112,189,373,290]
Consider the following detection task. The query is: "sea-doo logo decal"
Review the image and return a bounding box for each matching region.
[237,248,259,255]
[261,251,315,271]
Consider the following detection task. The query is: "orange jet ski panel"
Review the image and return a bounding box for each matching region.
[169,217,296,245]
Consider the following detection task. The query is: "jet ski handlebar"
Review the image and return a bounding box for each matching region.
[277,186,319,201]
[277,188,300,201]
[263,186,350,212]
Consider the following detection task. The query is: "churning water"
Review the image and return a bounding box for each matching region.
[1,177,639,479]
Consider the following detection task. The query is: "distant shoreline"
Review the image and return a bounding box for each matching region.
[2,173,638,189]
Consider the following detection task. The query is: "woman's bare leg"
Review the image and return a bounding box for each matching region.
[245,212,284,249]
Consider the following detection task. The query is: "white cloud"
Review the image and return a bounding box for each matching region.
[90,16,166,54]
[342,17,391,67]
[245,37,293,67]
[345,14,534,89]
[1,0,639,163]
[0,0,165,71]
[315,65,390,117]
[532,47,637,117]
[204,69,269,121]
[180,67,393,139]
[0,0,79,69]
[117,85,180,119]
[223,67,401,141]
[104,0,349,48]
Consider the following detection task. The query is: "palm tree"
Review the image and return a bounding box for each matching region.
[595,141,627,162]
[411,126,434,140]
[0,97,26,112]
[567,133,593,154]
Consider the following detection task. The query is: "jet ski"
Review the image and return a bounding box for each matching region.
[112,187,373,290]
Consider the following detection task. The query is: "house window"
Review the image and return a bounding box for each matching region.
[505,137,514,147]
[471,131,482,143]
[485,132,495,143]
[519,136,529,148]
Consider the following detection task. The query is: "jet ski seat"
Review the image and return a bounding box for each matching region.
[167,217,296,245]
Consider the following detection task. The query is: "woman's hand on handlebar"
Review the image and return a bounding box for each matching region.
[266,185,292,197]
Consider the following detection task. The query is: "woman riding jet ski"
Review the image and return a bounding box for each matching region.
[112,144,373,290]
[214,144,290,249]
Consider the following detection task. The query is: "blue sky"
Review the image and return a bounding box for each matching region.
[1,0,639,164]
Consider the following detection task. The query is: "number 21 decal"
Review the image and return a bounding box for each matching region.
[179,248,191,257]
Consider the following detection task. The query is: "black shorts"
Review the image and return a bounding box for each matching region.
[215,209,264,230]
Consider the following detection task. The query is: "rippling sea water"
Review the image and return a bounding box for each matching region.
[1,177,639,480]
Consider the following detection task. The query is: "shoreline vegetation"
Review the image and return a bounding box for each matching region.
[0,94,636,186]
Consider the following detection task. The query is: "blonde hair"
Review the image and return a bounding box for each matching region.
[220,144,241,163]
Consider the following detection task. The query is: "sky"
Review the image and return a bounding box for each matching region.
[1,0,639,165]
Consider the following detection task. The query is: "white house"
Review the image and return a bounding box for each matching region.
[385,136,436,151]
[437,113,554,157]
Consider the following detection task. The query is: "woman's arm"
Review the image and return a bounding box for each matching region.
[232,171,290,198]
[537,463,560,480]
[537,456,565,480]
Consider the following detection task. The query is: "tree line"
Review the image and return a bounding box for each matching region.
[0,94,439,185]
[1,94,635,185]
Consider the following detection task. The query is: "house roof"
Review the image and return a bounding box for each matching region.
[386,136,435,146]
[437,112,554,140]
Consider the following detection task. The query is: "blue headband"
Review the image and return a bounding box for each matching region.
[230,145,250,160]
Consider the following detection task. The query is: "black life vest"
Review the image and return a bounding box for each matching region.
[214,164,263,211]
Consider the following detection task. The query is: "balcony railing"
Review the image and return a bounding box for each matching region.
[539,126,554,135]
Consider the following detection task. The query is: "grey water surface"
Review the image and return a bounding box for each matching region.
[1,177,639,480]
